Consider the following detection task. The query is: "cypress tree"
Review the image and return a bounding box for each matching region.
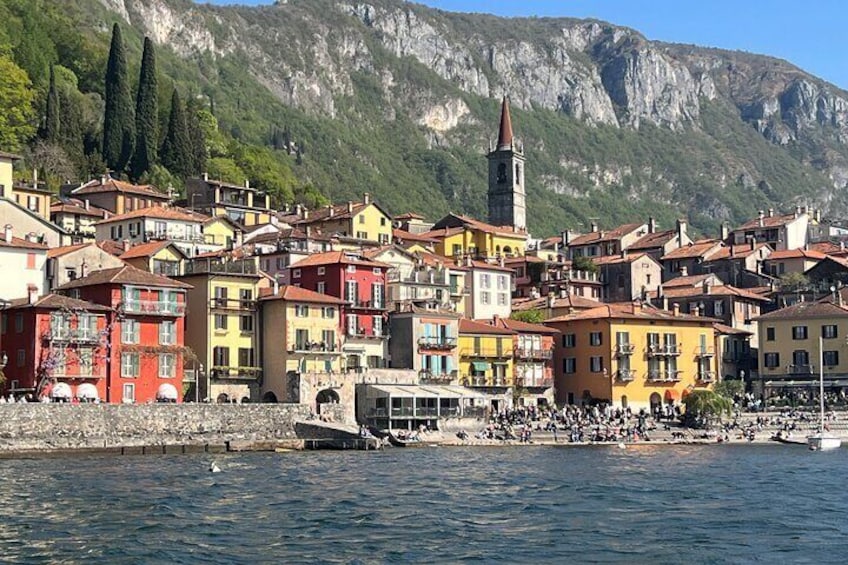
[161,89,190,177]
[44,66,60,143]
[185,96,206,175]
[131,37,158,180]
[102,23,134,173]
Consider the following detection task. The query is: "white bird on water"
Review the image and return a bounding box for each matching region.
[617,442,626,450]
[209,461,222,473]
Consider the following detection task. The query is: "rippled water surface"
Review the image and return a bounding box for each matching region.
[1,445,846,563]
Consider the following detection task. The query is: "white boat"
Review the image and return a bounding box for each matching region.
[807,337,841,452]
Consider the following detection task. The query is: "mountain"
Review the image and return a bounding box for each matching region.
[8,0,848,236]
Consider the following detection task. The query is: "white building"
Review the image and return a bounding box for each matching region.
[466,260,513,320]
[0,225,47,300]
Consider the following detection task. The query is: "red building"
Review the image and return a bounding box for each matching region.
[55,265,191,403]
[1,293,112,401]
[291,251,389,369]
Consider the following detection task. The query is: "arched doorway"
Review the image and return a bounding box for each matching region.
[316,388,340,405]
[262,391,278,403]
[503,246,512,256]
[649,392,661,413]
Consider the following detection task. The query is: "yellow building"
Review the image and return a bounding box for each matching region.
[0,151,17,196]
[259,285,347,406]
[0,151,51,219]
[458,318,515,390]
[425,213,526,260]
[177,257,263,403]
[293,193,393,245]
[755,300,848,401]
[546,302,718,411]
[119,240,187,277]
[203,216,242,249]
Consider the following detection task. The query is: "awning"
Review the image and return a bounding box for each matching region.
[156,383,179,401]
[76,383,99,401]
[51,382,72,399]
[664,389,679,401]
[471,361,490,371]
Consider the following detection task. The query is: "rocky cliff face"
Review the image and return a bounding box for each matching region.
[94,0,848,229]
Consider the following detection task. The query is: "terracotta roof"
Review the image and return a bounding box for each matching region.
[659,284,770,302]
[735,212,800,231]
[393,228,438,243]
[50,201,108,218]
[459,318,516,335]
[73,177,168,199]
[467,259,514,273]
[119,240,182,260]
[486,317,559,334]
[545,302,720,323]
[0,236,49,251]
[95,205,207,226]
[568,223,644,247]
[415,250,470,271]
[56,265,192,290]
[260,285,346,305]
[497,96,513,148]
[661,239,722,261]
[809,241,845,255]
[592,252,650,265]
[292,201,378,225]
[628,229,676,250]
[418,226,465,239]
[394,212,426,221]
[663,274,717,288]
[766,248,826,261]
[703,243,770,261]
[47,243,90,259]
[293,251,390,269]
[96,240,126,257]
[713,322,753,336]
[754,301,848,321]
[6,293,112,312]
[431,213,527,238]
[511,294,602,312]
[0,151,22,160]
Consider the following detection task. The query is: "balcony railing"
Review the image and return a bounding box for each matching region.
[697,371,716,382]
[289,342,340,354]
[347,299,386,310]
[665,370,682,381]
[418,370,456,383]
[418,336,458,350]
[647,344,682,357]
[788,364,815,375]
[515,376,553,388]
[123,300,186,316]
[616,369,636,382]
[695,347,715,358]
[514,348,553,360]
[210,366,263,380]
[460,348,511,358]
[387,271,450,286]
[52,372,105,380]
[210,297,256,311]
[45,328,101,343]
[647,370,680,382]
[185,258,257,276]
[346,328,385,339]
[615,343,636,356]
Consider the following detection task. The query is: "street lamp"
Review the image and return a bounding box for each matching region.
[196,363,204,403]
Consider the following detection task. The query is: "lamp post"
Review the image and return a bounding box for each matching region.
[196,363,204,403]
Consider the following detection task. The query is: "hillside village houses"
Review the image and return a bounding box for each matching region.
[3,94,848,428]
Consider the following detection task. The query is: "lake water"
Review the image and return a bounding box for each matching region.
[0,445,846,564]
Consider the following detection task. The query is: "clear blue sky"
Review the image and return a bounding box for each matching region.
[202,0,848,89]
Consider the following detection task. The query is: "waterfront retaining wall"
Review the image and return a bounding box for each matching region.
[0,404,312,451]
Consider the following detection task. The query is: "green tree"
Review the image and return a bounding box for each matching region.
[682,390,733,429]
[161,89,191,178]
[511,310,546,324]
[714,379,744,400]
[102,23,134,173]
[44,65,60,143]
[185,96,207,176]
[779,272,809,292]
[0,55,37,151]
[131,37,158,180]
[206,157,245,185]
[572,255,599,274]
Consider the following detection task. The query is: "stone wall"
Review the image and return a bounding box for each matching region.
[0,404,312,451]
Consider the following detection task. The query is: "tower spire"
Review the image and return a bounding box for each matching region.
[497,96,513,149]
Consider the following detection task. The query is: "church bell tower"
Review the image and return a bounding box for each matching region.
[487,96,526,231]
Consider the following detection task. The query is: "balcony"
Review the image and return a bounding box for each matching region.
[514,347,553,360]
[788,364,815,376]
[418,336,457,350]
[387,271,450,286]
[289,342,340,354]
[665,370,682,382]
[346,328,385,339]
[616,369,636,382]
[418,370,455,383]
[695,347,715,358]
[460,348,511,359]
[123,300,186,316]
[145,230,205,243]
[210,297,256,311]
[45,328,101,343]
[614,343,636,356]
[210,366,262,380]
[515,376,553,388]
[347,299,386,311]
[697,371,716,383]
[647,370,680,382]
[185,258,257,276]
[646,344,682,357]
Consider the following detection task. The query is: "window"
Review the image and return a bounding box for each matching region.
[481,274,491,289]
[589,332,602,346]
[295,329,310,350]
[159,321,175,345]
[213,346,230,366]
[240,315,254,333]
[239,288,253,308]
[563,358,576,374]
[792,326,808,340]
[497,293,508,306]
[347,314,358,336]
[589,356,604,373]
[238,348,255,368]
[372,283,384,308]
[317,267,326,275]
[822,325,838,339]
[121,352,139,377]
[714,300,724,316]
[214,314,228,330]
[15,313,23,333]
[792,350,809,366]
[322,330,336,351]
[317,282,326,294]
[764,352,780,369]
[16,349,25,367]
[356,231,368,239]
[79,349,93,376]
[122,383,135,403]
[26,253,35,269]
[824,351,840,366]
[373,316,383,337]
[380,217,387,227]
[159,353,176,378]
[295,304,309,317]
[563,334,576,348]
[346,281,358,303]
[359,215,365,224]
[322,307,335,319]
[122,319,139,344]
[292,269,301,279]
[214,286,228,307]
[481,292,491,305]
[766,327,775,341]
[347,265,356,273]
[452,244,462,256]
[497,275,507,290]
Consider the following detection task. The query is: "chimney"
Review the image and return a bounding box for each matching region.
[795,205,801,218]
[839,291,844,308]
[101,174,108,185]
[703,279,711,294]
[3,224,11,244]
[750,236,756,251]
[768,208,774,217]
[32,168,38,188]
[672,303,680,317]
[561,229,572,247]
[590,221,599,233]
[347,201,353,213]
[498,256,505,268]
[620,249,627,259]
[80,260,88,279]
[363,192,371,205]
[464,254,472,267]
[273,278,280,296]
[676,219,687,244]
[758,210,764,227]
[661,294,669,311]
[547,292,555,309]
[27,284,38,305]
[648,217,657,234]
[305,225,311,238]
[327,205,334,218]
[841,241,846,252]
[720,222,729,241]
[122,239,131,252]
[680,265,688,277]
[245,179,250,189]
[559,288,568,299]
[303,209,309,220]
[203,172,209,182]
[84,199,90,210]
[815,209,821,222]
